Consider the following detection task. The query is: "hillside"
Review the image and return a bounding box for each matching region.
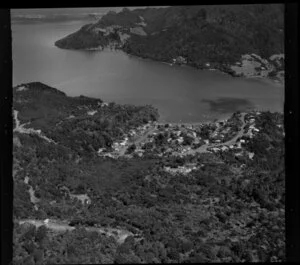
[13,82,285,264]
[55,5,284,83]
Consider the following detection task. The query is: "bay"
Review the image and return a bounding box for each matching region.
[12,19,284,123]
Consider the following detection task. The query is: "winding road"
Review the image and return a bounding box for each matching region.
[116,125,157,156]
[18,219,140,244]
[174,112,247,156]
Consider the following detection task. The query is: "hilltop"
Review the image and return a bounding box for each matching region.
[13,82,285,263]
[55,5,284,83]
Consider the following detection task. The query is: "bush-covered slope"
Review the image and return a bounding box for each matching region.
[55,5,284,77]
[13,82,285,264]
[13,82,159,155]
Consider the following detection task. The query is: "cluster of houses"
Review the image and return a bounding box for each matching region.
[171,56,187,65]
[230,53,282,78]
[97,121,157,158]
[58,185,92,206]
[164,163,199,175]
[244,113,261,138]
[85,102,109,116]
[97,111,264,166]
[207,112,263,159]
[207,120,236,144]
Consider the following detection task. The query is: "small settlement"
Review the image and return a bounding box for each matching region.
[97,112,269,176]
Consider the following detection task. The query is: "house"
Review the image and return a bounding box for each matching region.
[248,152,255,159]
[178,137,184,144]
[87,110,97,116]
[235,152,243,157]
[17,86,28,92]
[211,147,220,152]
[103,153,115,158]
[221,146,228,151]
[97,148,104,153]
[176,56,187,64]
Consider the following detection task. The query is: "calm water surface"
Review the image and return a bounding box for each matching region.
[12,20,284,123]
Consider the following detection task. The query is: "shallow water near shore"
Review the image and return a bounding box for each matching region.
[12,20,284,123]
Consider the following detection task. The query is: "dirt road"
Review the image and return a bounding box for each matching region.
[13,110,56,144]
[18,219,140,244]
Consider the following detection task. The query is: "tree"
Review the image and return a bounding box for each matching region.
[75,184,85,194]
[33,248,44,264]
[198,8,207,20]
[167,249,180,261]
[35,226,47,244]
[126,144,137,154]
[21,225,36,241]
[183,134,194,145]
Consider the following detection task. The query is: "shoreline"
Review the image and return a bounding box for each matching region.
[66,46,284,86]
[157,107,284,126]
[132,55,285,86]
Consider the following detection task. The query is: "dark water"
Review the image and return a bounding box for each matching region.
[12,19,284,123]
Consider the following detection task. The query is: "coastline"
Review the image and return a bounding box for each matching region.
[156,106,284,126]
[73,47,285,86]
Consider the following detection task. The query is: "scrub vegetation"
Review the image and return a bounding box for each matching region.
[13,82,285,264]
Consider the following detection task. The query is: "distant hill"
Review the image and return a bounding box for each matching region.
[55,5,284,82]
